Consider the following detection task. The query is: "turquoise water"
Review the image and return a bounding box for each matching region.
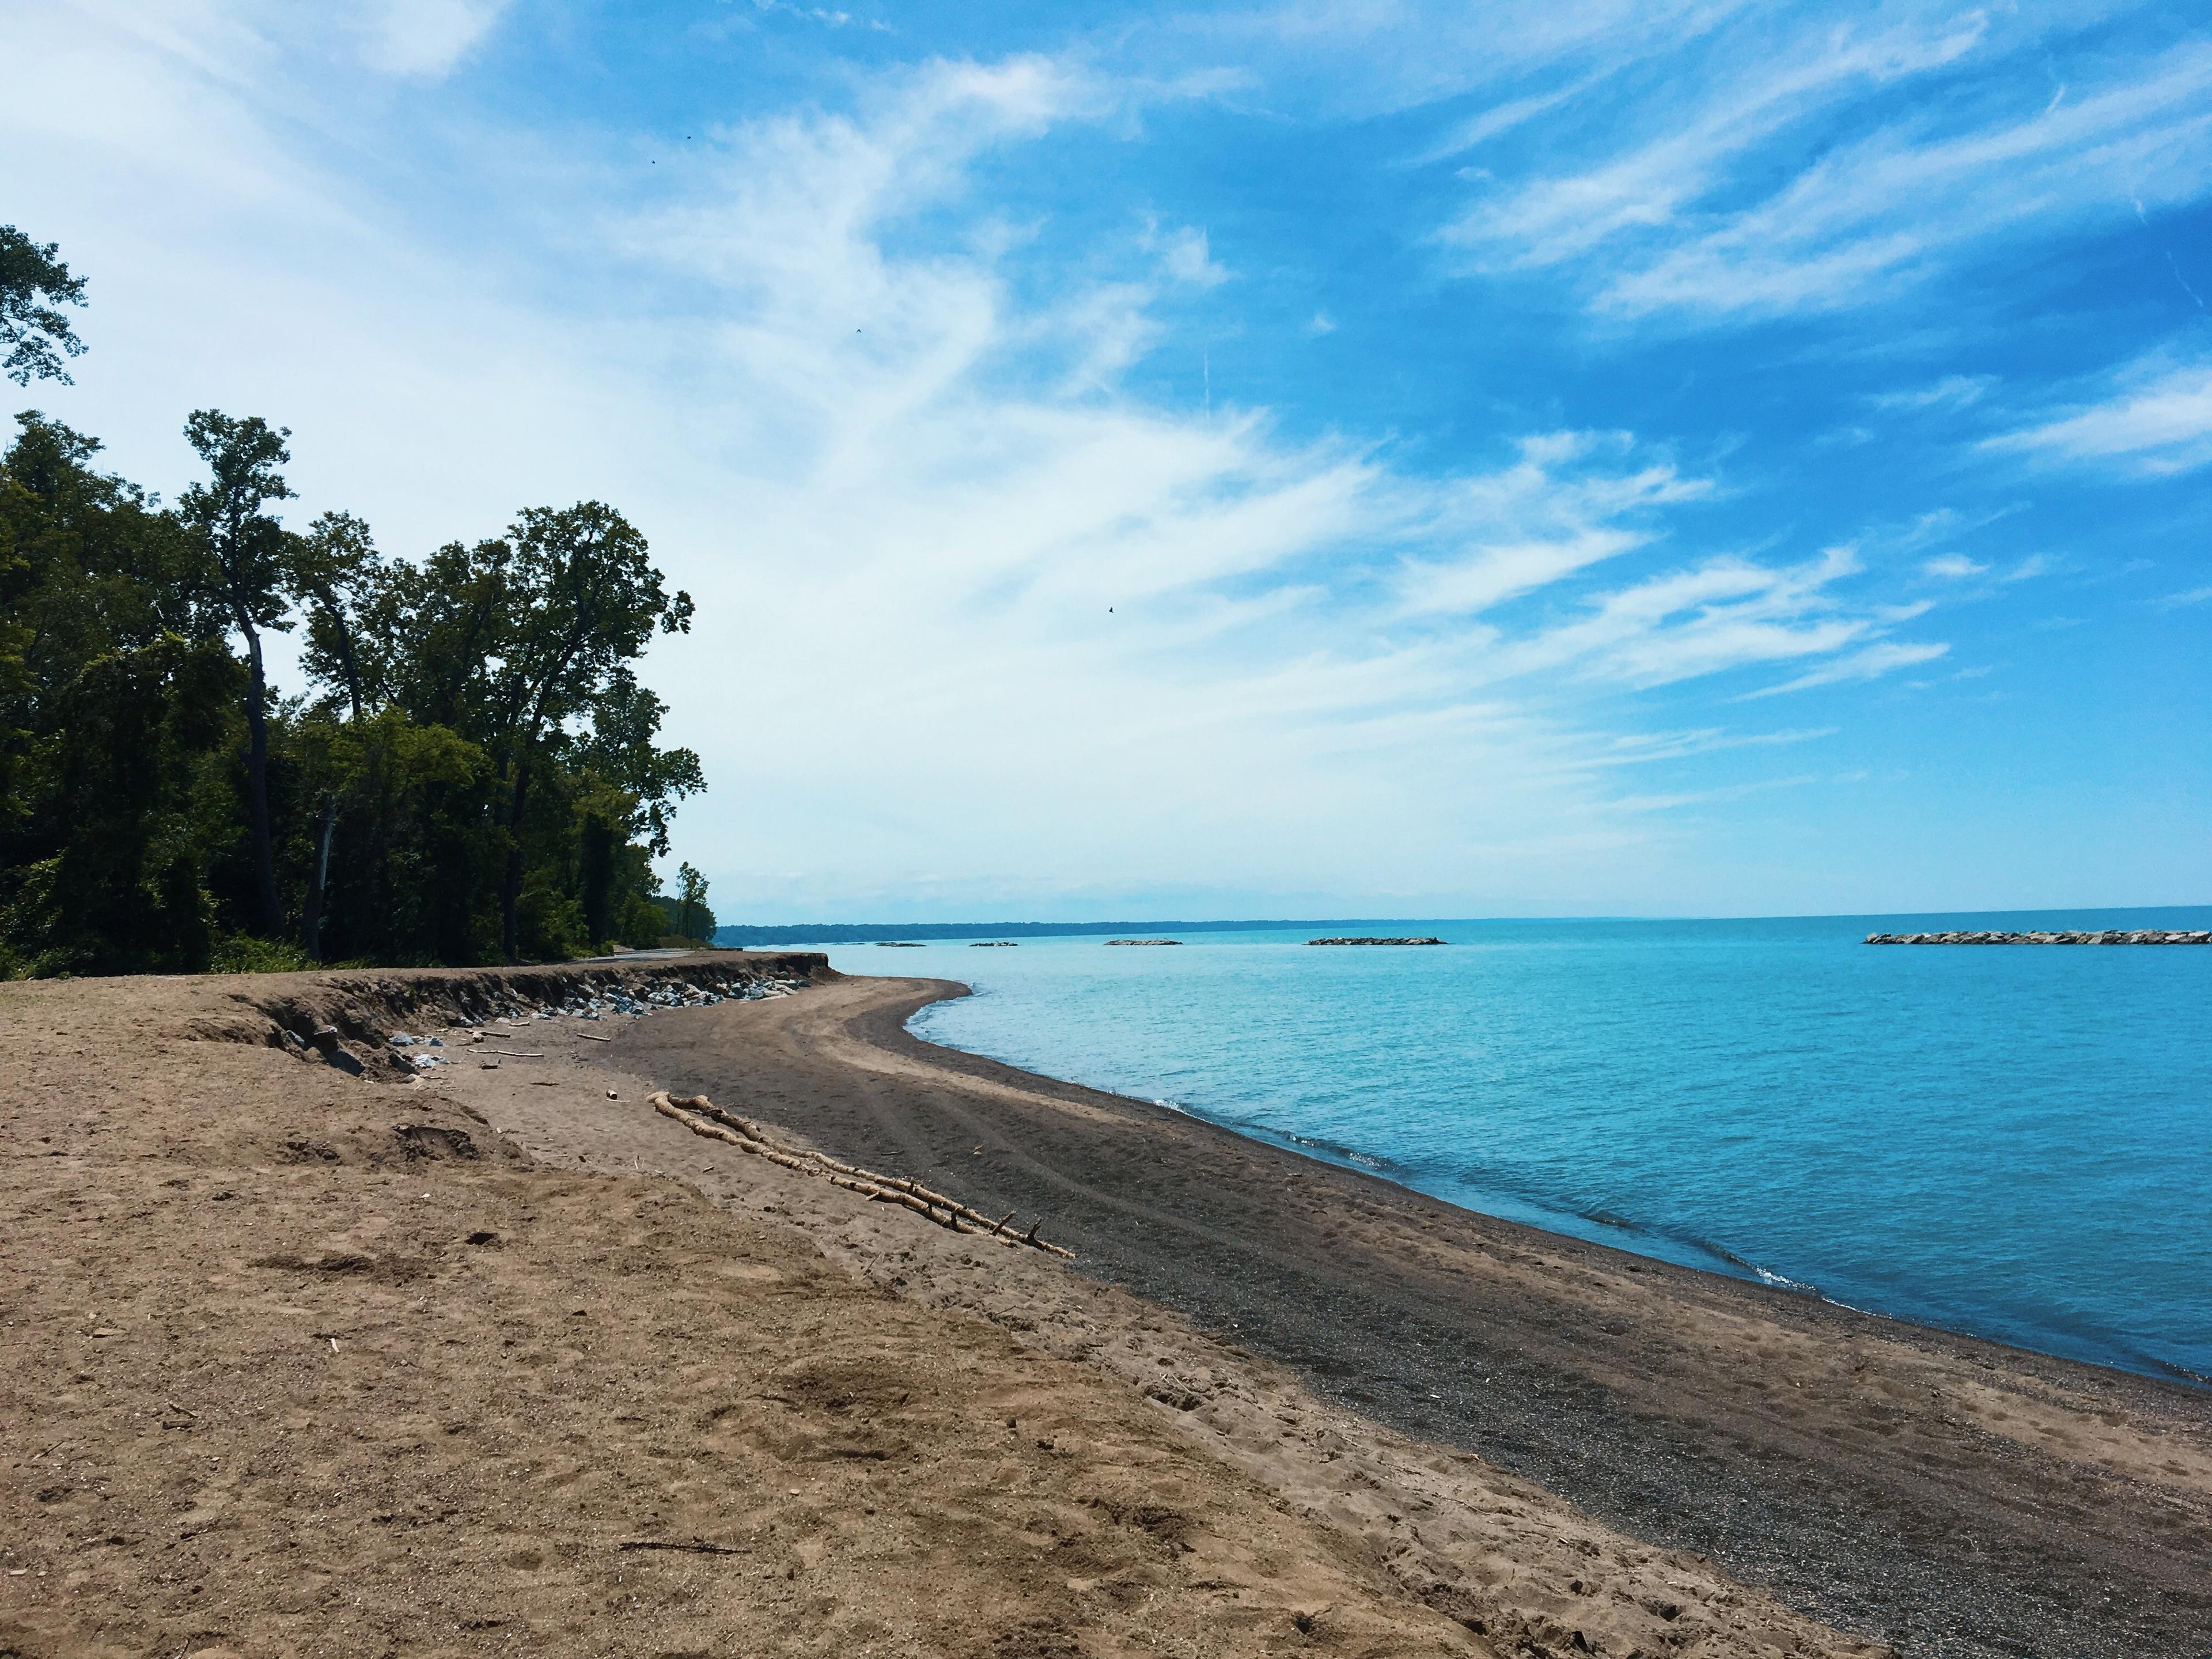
[789,911,2212,1384]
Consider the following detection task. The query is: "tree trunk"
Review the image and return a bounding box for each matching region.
[240,620,282,937]
[302,793,336,962]
[501,752,531,963]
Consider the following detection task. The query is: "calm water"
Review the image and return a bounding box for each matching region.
[785,911,2212,1384]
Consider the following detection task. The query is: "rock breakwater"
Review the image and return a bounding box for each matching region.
[1865,929,2210,945]
[1306,936,1446,946]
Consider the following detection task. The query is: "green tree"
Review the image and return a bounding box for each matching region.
[1,413,209,959]
[674,861,711,942]
[1,635,240,976]
[480,502,693,961]
[179,410,294,937]
[0,226,87,387]
[290,510,388,959]
[293,510,384,724]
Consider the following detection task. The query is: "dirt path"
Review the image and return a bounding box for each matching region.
[603,973,2212,1659]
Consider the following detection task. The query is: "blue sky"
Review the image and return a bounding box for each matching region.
[5,0,2207,919]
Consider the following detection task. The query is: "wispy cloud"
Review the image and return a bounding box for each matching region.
[1389,431,1707,619]
[1985,355,2212,476]
[1419,542,1942,697]
[1745,639,1950,698]
[749,0,891,32]
[1869,374,1993,412]
[1446,14,1989,272]
[348,0,510,77]
[1441,19,2212,322]
[1143,221,1231,288]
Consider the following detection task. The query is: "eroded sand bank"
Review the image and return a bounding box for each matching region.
[3,957,2204,1658]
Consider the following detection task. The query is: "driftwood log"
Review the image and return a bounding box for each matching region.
[646,1091,1075,1258]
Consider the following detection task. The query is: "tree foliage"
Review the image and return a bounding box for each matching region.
[0,226,88,387]
[0,235,711,976]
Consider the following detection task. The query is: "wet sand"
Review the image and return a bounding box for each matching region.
[616,971,2212,1659]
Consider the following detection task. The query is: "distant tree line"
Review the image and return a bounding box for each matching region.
[0,226,708,976]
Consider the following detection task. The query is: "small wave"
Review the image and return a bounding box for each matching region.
[1687,1235,1820,1296]
[1580,1209,1642,1232]
[1283,1129,1396,1171]
[2150,1355,2212,1390]
[1150,1099,1396,1173]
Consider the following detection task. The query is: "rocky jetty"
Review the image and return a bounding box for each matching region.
[969,940,1019,947]
[1306,936,1446,946]
[1866,929,2210,945]
[1105,938,1182,946]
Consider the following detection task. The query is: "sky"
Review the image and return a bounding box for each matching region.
[3,0,2208,921]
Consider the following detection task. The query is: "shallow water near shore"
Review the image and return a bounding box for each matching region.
[783,910,2212,1384]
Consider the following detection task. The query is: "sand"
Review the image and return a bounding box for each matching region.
[2,957,2204,1659]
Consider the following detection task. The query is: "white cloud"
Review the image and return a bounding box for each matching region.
[1152,224,1230,288]
[1391,431,1709,618]
[1444,20,2212,321]
[348,0,510,76]
[1502,546,1883,690]
[0,8,1957,915]
[1745,640,1950,698]
[1985,357,2212,477]
[1441,15,1985,266]
[749,0,890,32]
[1217,0,1762,118]
[1922,554,1985,579]
[2160,584,2212,608]
[1869,374,1993,412]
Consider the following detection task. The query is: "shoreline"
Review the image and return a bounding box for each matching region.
[963,1043,2205,1391]
[5,957,2207,1659]
[881,969,2212,1397]
[907,973,2203,1389]
[623,966,2212,1659]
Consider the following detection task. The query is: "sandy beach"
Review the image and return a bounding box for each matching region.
[4,955,2206,1658]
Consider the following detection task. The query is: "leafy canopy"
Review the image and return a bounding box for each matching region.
[0,226,88,387]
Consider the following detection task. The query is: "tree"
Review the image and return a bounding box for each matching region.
[290,511,387,960]
[179,411,294,937]
[480,502,694,960]
[0,226,87,387]
[674,861,711,943]
[1,412,203,860]
[293,510,384,725]
[1,635,240,976]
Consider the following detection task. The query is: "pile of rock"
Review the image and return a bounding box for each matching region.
[1104,938,1181,946]
[459,974,806,1027]
[1865,930,2210,945]
[1306,936,1446,946]
[266,965,816,1076]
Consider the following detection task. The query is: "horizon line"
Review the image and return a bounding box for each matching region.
[715,902,2210,941]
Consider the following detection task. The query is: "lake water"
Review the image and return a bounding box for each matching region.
[782,911,2211,1385]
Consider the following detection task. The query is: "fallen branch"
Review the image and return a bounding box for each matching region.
[619,1539,746,1556]
[478,1048,546,1058]
[647,1092,1073,1257]
[574,1031,616,1043]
